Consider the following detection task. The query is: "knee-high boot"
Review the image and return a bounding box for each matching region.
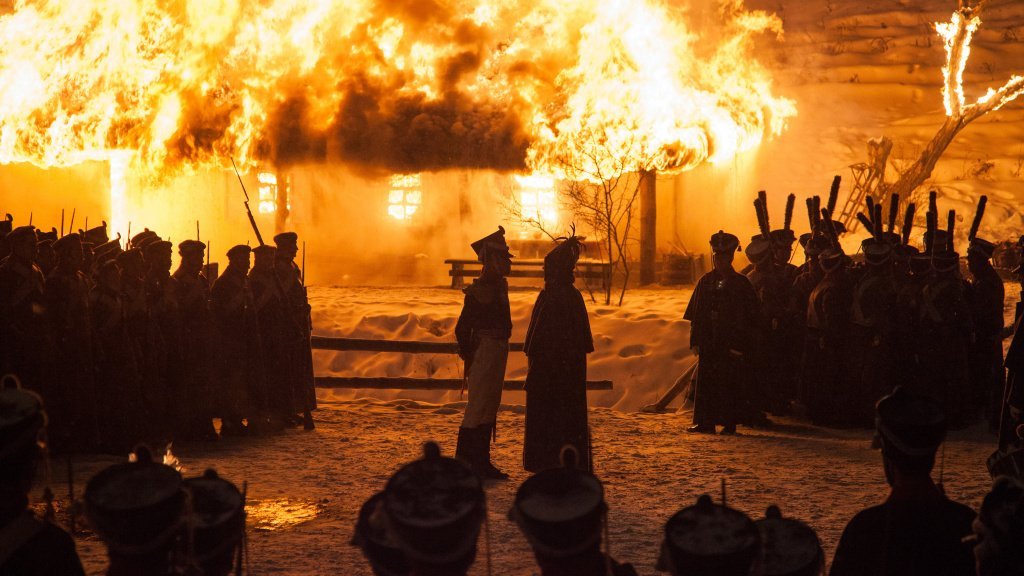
[478,423,508,480]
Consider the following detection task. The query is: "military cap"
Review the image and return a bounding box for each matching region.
[135,235,161,250]
[798,233,812,249]
[116,249,145,272]
[143,240,173,258]
[178,239,206,257]
[6,225,37,245]
[819,247,845,272]
[130,229,158,247]
[755,506,823,576]
[932,251,960,272]
[770,229,797,246]
[745,235,773,264]
[226,244,251,260]
[0,382,46,463]
[971,476,1024,574]
[183,469,246,568]
[510,447,605,557]
[383,442,485,564]
[874,386,946,457]
[352,492,410,576]
[968,238,997,259]
[862,238,893,265]
[710,231,740,254]
[274,232,299,247]
[52,233,82,253]
[658,494,760,575]
[95,237,122,257]
[80,222,108,246]
[84,447,186,556]
[36,228,58,242]
[0,214,12,236]
[923,229,951,254]
[253,244,276,259]
[470,226,513,262]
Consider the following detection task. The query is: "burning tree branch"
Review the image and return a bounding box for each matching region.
[888,1,1024,201]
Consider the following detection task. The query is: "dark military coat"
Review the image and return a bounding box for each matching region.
[804,267,854,426]
[210,266,265,422]
[45,265,96,448]
[249,264,294,418]
[684,268,760,427]
[967,264,1005,423]
[848,268,898,423]
[0,257,48,391]
[170,268,215,436]
[275,258,316,412]
[918,272,973,424]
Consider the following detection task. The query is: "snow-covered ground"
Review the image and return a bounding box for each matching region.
[44,284,1011,575]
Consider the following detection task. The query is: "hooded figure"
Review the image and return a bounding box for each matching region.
[523,231,594,473]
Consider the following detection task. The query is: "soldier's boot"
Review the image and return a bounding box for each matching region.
[455,426,476,468]
[478,423,509,481]
[303,410,315,431]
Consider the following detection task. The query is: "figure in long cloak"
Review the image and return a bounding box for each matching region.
[523,231,594,472]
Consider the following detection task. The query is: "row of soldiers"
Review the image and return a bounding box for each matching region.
[688,178,1010,434]
[4,380,1020,576]
[0,215,317,453]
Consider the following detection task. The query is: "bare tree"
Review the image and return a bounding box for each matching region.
[887,1,1024,200]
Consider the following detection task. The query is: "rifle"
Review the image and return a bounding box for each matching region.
[231,158,265,247]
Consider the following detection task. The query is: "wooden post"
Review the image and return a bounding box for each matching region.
[640,169,657,285]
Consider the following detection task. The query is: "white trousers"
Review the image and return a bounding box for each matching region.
[461,337,509,428]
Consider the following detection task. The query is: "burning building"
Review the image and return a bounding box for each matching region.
[0,0,795,284]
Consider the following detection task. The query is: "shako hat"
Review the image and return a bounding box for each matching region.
[84,447,186,556]
[0,380,46,463]
[273,232,298,247]
[510,447,605,557]
[36,228,58,242]
[470,226,513,262]
[971,476,1024,574]
[6,226,37,246]
[52,233,82,253]
[923,229,951,255]
[968,238,997,259]
[0,214,12,236]
[710,231,740,254]
[881,231,902,246]
[932,250,960,272]
[819,247,845,272]
[226,245,252,260]
[183,469,246,567]
[382,442,485,565]
[352,492,410,576]
[80,221,108,246]
[873,386,946,456]
[178,239,206,257]
[658,494,760,575]
[130,229,158,248]
[755,506,823,576]
[143,240,173,259]
[861,238,893,266]
[94,237,123,266]
[770,229,797,246]
[252,244,277,262]
[116,249,145,274]
[910,252,933,275]
[745,235,773,264]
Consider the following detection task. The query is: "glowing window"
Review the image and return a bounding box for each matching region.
[514,174,558,235]
[258,172,277,214]
[389,174,422,221]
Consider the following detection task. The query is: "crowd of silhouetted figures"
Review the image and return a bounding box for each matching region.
[2,381,1024,575]
[684,185,1023,437]
[0,214,318,456]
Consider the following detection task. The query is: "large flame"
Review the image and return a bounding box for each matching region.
[0,0,794,183]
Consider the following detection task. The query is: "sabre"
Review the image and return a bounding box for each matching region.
[231,157,265,247]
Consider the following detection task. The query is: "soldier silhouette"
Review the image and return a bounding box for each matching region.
[84,446,186,575]
[511,446,638,576]
[455,226,513,478]
[966,235,1005,429]
[248,244,292,432]
[685,231,759,435]
[143,239,180,443]
[172,240,217,441]
[352,492,410,576]
[831,387,976,576]
[970,476,1024,576]
[273,232,316,431]
[523,230,594,473]
[183,469,247,576]
[211,245,261,436]
[0,227,48,395]
[381,442,486,576]
[0,381,85,575]
[657,494,761,576]
[754,505,824,576]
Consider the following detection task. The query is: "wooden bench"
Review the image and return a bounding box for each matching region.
[444,258,612,289]
[311,336,613,391]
